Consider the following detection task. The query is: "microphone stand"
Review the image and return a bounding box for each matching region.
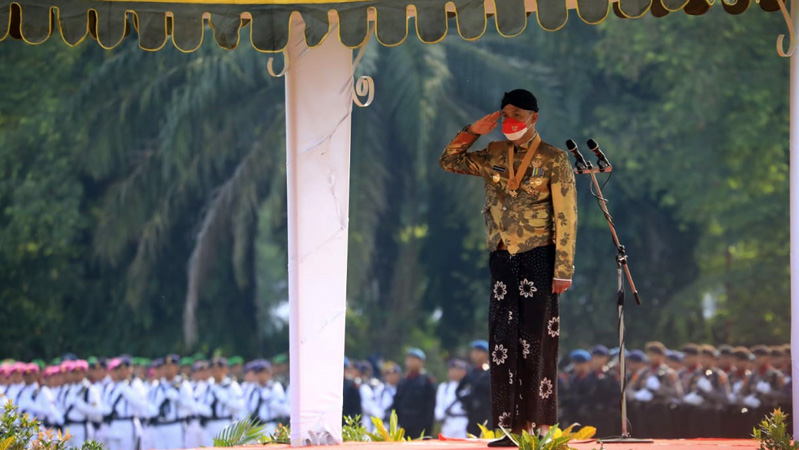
[568,141,652,443]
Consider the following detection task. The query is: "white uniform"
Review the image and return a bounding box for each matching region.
[200,378,244,446]
[15,383,40,415]
[149,377,195,450]
[19,384,63,428]
[184,380,210,448]
[435,381,468,438]
[246,381,286,434]
[105,380,149,450]
[372,383,396,422]
[63,380,105,447]
[357,381,376,431]
[239,382,255,420]
[94,377,114,446]
[5,383,24,405]
[138,380,160,450]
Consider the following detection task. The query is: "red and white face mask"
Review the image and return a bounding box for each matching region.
[502,117,530,141]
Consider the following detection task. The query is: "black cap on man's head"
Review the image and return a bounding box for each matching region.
[645,341,667,356]
[501,89,538,112]
[682,343,700,355]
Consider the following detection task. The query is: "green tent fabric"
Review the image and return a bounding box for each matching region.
[0,0,780,52]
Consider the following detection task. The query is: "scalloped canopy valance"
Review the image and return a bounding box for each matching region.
[0,0,780,52]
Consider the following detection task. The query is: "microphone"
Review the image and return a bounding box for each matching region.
[565,139,591,172]
[587,138,611,171]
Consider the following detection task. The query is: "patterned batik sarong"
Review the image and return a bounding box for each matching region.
[488,244,559,430]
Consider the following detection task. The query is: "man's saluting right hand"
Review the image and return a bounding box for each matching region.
[467,111,501,136]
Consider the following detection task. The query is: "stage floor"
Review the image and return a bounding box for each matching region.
[228,438,758,450]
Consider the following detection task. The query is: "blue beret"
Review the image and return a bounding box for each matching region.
[355,361,372,374]
[448,359,469,370]
[570,350,591,363]
[165,354,181,365]
[591,345,610,356]
[626,350,647,363]
[471,340,489,352]
[254,360,271,372]
[344,356,351,368]
[407,348,426,361]
[666,350,684,362]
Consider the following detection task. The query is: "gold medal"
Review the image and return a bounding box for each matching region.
[492,173,501,183]
[532,177,544,187]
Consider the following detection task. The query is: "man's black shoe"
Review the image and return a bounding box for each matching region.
[487,436,517,448]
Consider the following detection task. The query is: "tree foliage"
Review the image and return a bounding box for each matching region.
[0,8,789,363]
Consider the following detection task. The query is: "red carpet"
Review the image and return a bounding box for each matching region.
[225,438,758,450]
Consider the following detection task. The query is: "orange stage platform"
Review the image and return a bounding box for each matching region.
[226,438,759,450]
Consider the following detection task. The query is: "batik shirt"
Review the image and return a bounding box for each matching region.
[439,128,577,280]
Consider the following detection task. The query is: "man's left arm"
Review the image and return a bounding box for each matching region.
[550,150,577,290]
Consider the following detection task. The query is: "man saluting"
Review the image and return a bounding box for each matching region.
[439,89,577,445]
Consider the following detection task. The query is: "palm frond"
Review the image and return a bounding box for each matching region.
[212,417,267,447]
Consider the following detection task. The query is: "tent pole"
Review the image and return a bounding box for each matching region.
[285,13,353,447]
[791,0,799,433]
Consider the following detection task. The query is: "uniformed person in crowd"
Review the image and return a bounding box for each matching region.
[630,342,682,404]
[624,350,648,387]
[62,360,105,447]
[37,366,65,429]
[271,354,289,390]
[372,362,400,422]
[585,345,618,434]
[247,360,288,434]
[665,350,683,373]
[559,350,597,428]
[229,357,245,382]
[456,340,491,437]
[179,357,194,379]
[103,356,149,450]
[185,360,211,448]
[435,359,469,438]
[200,357,244,445]
[391,348,436,438]
[682,345,730,407]
[361,360,385,429]
[149,354,195,450]
[353,361,377,431]
[589,346,611,376]
[89,358,113,446]
[5,363,24,405]
[728,347,753,405]
[717,345,735,374]
[241,360,257,401]
[742,345,788,408]
[342,357,363,424]
[16,363,41,417]
[679,344,702,390]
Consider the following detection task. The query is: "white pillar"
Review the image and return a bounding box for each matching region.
[285,13,353,447]
[791,0,799,432]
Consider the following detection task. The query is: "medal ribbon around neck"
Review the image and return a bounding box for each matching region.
[507,133,542,192]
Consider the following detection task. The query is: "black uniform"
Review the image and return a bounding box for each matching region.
[342,379,362,424]
[457,366,491,436]
[391,371,436,438]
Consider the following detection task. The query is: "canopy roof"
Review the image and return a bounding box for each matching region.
[0,0,781,52]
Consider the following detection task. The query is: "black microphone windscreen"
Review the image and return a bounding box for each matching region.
[566,139,577,151]
[586,139,598,150]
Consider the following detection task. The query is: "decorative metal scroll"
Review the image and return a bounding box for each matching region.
[351,23,375,107]
[776,0,797,57]
[267,48,289,77]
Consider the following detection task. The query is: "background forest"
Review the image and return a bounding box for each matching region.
[0,8,789,375]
